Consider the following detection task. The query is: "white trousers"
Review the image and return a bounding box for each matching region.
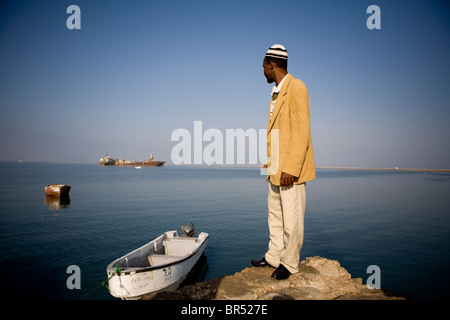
[265,182,306,274]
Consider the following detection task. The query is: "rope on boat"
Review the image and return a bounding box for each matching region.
[102,265,122,292]
[75,265,122,300]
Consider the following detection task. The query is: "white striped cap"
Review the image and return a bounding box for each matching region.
[265,44,288,60]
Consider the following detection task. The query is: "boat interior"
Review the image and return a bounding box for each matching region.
[113,231,203,270]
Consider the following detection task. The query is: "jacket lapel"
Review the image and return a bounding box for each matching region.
[267,74,291,135]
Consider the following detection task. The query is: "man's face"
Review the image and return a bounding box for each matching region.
[263,58,274,84]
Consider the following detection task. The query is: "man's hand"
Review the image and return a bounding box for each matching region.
[280,172,295,186]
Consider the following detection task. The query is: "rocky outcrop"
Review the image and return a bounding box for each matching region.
[141,256,405,300]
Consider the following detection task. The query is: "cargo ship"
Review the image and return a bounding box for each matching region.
[98,154,165,167]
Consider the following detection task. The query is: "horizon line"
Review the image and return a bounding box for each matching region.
[2,160,450,172]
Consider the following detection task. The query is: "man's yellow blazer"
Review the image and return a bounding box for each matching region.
[266,74,316,185]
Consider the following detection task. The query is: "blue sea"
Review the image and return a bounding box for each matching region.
[0,162,449,300]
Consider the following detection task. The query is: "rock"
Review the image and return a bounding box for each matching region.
[141,256,405,300]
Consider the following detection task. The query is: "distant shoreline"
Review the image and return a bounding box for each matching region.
[3,161,450,173]
[167,164,450,173]
[317,167,450,173]
[175,164,450,173]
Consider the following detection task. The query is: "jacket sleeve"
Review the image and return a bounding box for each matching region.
[280,81,311,177]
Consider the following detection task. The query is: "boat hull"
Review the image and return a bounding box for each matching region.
[106,231,208,299]
[44,184,71,197]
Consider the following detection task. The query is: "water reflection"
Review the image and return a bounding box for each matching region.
[43,195,71,219]
[44,195,71,210]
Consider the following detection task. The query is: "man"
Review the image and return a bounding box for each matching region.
[251,44,315,280]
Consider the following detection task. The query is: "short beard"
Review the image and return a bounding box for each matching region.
[265,76,274,84]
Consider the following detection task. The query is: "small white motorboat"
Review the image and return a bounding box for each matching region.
[105,223,208,299]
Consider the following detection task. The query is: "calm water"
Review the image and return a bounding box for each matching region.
[0,162,449,300]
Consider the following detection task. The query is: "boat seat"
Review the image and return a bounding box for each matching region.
[165,237,198,242]
[163,240,197,257]
[147,254,180,267]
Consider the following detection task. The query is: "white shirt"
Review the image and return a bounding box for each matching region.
[270,74,289,119]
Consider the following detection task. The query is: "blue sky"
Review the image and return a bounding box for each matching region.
[0,0,449,168]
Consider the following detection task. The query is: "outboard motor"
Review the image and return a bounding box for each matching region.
[181,222,196,237]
